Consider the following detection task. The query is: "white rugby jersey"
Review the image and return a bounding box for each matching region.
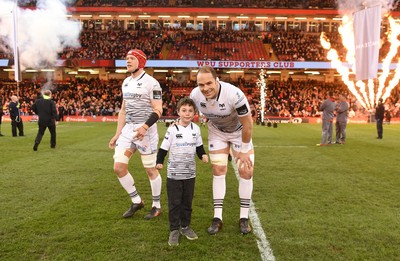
[190,81,250,133]
[122,72,162,124]
[160,123,203,180]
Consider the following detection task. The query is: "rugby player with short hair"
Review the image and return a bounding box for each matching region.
[109,49,163,220]
[190,65,254,235]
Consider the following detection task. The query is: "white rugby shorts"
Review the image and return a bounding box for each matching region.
[208,123,243,152]
[116,123,159,154]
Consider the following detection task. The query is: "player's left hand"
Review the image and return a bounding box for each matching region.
[236,152,253,171]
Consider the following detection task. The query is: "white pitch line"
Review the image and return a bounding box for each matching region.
[253,145,307,148]
[232,160,276,261]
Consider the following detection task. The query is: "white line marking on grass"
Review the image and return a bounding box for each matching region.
[232,160,276,261]
[254,145,307,148]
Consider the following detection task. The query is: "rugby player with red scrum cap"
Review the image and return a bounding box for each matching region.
[109,49,163,220]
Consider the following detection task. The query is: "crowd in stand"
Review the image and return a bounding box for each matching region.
[60,29,166,60]
[72,0,337,9]
[1,77,399,122]
[2,25,395,63]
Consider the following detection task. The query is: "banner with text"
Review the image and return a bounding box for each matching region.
[353,5,381,81]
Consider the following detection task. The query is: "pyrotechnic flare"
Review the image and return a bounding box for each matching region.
[321,1,399,110]
[257,69,267,123]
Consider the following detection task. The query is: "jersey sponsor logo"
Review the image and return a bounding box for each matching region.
[153,90,162,100]
[236,104,249,115]
[176,142,197,147]
[200,102,206,108]
[203,113,229,119]
[125,93,142,99]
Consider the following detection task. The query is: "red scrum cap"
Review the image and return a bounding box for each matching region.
[126,49,147,68]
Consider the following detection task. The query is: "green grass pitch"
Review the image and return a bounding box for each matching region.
[0,122,399,260]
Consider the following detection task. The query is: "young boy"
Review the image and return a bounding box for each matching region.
[156,97,208,246]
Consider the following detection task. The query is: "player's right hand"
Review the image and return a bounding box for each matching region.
[108,136,118,149]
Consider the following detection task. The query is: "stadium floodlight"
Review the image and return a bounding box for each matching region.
[119,15,131,18]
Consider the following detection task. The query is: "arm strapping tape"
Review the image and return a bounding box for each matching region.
[145,112,160,128]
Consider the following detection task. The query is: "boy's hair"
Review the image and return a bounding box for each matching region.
[177,97,197,112]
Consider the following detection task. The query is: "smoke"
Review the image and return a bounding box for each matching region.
[335,0,399,15]
[0,0,81,71]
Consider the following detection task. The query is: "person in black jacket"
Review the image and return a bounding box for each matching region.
[32,90,57,151]
[375,98,385,139]
[8,95,24,137]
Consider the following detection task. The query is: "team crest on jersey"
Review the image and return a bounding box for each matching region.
[200,102,206,108]
[176,134,183,139]
[137,83,142,88]
[219,103,226,111]
[192,133,196,137]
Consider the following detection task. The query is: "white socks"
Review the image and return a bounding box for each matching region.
[118,173,142,204]
[239,177,253,219]
[213,175,226,220]
[150,174,162,209]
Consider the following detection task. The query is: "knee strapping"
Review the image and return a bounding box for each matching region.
[210,154,228,166]
[141,153,157,168]
[113,147,132,164]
